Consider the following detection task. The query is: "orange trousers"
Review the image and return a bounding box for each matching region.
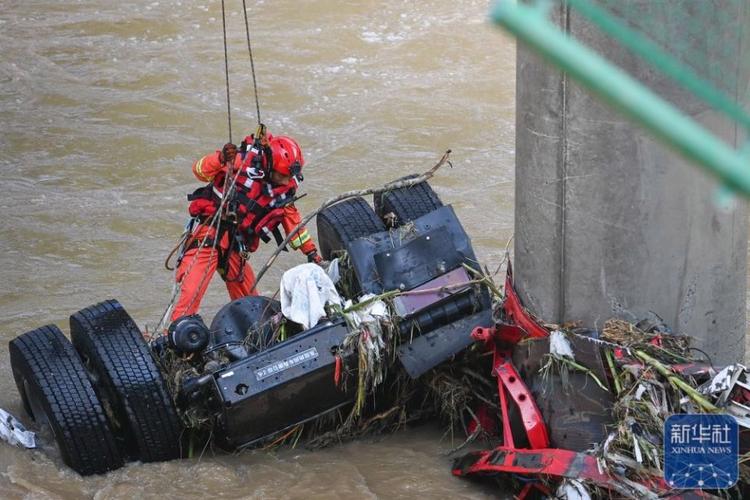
[171,226,257,322]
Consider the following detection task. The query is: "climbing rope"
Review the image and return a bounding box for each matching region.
[222,0,264,140]
[155,164,246,334]
[155,0,237,329]
[220,0,232,143]
[242,0,262,125]
[155,1,266,333]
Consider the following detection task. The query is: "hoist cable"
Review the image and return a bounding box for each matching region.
[220,0,232,143]
[242,0,262,125]
[156,2,267,333]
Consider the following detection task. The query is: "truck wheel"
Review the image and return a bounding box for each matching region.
[373,174,416,220]
[316,197,385,260]
[9,325,123,475]
[70,299,182,463]
[376,178,443,226]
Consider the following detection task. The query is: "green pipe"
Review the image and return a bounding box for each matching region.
[491,1,750,197]
[567,0,750,132]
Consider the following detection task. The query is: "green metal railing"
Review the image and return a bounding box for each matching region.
[491,0,750,197]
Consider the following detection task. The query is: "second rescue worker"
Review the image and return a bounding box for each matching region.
[171,129,322,322]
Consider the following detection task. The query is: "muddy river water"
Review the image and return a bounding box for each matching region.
[0,0,515,498]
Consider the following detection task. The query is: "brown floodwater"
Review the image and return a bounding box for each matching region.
[0,0,515,497]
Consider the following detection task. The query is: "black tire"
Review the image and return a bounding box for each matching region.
[373,173,418,219]
[376,178,443,226]
[9,325,123,475]
[70,299,182,463]
[316,197,386,260]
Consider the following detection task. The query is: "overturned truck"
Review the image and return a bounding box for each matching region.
[8,181,493,475]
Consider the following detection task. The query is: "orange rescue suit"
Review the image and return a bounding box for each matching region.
[171,149,317,322]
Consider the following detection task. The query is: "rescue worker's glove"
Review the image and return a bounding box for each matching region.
[221,143,238,164]
[306,250,323,265]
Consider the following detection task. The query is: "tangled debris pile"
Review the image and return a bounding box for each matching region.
[159,248,749,498]
[156,257,500,454]
[266,264,499,449]
[454,262,750,499]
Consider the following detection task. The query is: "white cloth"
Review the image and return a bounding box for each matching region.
[550,330,575,360]
[344,293,389,329]
[0,408,35,449]
[280,263,342,329]
[326,257,341,284]
[342,294,390,386]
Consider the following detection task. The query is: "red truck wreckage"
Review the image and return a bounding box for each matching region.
[453,263,705,498]
[7,180,748,498]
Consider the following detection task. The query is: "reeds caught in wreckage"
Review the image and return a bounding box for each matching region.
[156,256,750,498]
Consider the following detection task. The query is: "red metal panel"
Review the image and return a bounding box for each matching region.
[495,360,549,449]
[502,262,549,339]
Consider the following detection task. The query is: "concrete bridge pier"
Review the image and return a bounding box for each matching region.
[514,2,749,364]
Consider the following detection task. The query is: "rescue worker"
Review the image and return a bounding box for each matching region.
[170,130,321,322]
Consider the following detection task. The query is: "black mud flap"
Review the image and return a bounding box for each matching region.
[347,205,481,295]
[374,226,462,292]
[212,319,356,449]
[396,309,492,379]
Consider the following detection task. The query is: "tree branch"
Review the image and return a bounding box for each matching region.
[250,149,452,292]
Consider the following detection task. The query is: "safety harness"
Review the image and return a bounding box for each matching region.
[181,142,299,280]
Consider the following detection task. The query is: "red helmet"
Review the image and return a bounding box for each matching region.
[269,136,304,176]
